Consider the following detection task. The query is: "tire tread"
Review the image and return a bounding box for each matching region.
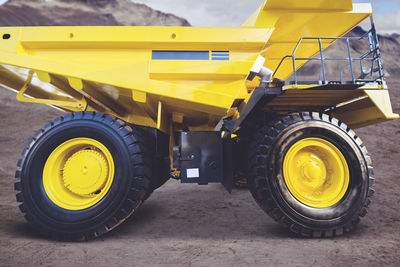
[245,112,374,238]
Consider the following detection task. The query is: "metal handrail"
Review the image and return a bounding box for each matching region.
[273,17,385,86]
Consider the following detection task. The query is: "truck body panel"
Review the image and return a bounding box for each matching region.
[1,0,396,132]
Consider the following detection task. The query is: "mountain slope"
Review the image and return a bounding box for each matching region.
[0,0,191,26]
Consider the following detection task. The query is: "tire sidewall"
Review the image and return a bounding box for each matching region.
[267,119,369,229]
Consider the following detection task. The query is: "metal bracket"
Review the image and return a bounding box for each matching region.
[221,85,284,133]
[17,70,87,110]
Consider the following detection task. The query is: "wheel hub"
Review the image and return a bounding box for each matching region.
[43,138,115,210]
[283,138,349,208]
[299,153,327,189]
[62,149,109,196]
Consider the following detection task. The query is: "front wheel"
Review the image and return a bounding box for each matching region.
[246,112,374,237]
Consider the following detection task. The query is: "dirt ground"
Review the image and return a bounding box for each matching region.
[0,78,399,267]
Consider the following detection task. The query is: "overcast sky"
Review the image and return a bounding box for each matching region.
[0,0,398,33]
[133,0,400,33]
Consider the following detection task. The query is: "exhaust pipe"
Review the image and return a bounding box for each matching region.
[247,55,273,83]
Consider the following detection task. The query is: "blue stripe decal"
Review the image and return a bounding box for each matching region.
[152,51,209,60]
[212,54,230,57]
[212,51,229,61]
[212,57,229,61]
[212,53,230,57]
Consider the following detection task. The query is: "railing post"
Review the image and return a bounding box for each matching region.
[318,38,326,84]
[291,38,304,85]
[370,17,384,80]
[292,56,297,84]
[346,38,355,83]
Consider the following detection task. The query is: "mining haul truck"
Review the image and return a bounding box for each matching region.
[0,0,397,240]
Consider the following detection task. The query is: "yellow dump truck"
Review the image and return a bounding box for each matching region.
[0,0,398,240]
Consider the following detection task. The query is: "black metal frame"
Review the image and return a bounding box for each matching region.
[222,86,283,133]
[273,17,384,85]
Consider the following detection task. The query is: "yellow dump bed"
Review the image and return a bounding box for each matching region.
[0,0,397,131]
[244,0,372,79]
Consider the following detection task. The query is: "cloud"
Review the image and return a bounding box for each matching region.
[133,0,264,26]
[374,10,400,34]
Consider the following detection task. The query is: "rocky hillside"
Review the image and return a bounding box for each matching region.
[0,0,190,26]
[377,32,400,76]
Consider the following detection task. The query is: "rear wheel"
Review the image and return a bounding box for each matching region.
[247,112,374,237]
[15,112,151,240]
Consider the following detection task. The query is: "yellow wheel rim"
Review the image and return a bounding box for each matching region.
[43,138,115,210]
[283,138,349,208]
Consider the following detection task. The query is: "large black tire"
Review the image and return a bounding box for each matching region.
[233,111,278,189]
[15,112,152,241]
[246,112,374,237]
